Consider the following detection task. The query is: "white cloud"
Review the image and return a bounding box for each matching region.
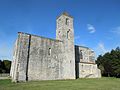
[94,42,108,57]
[87,24,96,33]
[111,26,120,35]
[98,42,107,53]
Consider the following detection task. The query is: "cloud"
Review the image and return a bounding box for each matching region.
[95,42,108,57]
[111,26,120,35]
[98,42,107,53]
[87,24,96,33]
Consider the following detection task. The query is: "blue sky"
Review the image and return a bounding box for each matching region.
[0,0,120,60]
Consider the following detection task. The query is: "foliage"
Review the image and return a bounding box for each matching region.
[96,47,120,77]
[0,60,11,73]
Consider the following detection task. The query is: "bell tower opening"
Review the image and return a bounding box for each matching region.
[56,12,74,42]
[66,18,69,25]
[67,29,70,39]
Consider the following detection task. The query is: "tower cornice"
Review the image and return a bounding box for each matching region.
[57,12,73,19]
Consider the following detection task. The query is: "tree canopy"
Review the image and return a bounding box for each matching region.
[96,47,120,77]
[0,60,11,73]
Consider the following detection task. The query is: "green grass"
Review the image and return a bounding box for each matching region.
[0,77,120,90]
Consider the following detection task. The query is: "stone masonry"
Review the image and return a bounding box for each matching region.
[75,45,101,78]
[10,12,101,82]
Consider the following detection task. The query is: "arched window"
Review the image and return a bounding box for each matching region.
[66,18,69,25]
[80,50,83,59]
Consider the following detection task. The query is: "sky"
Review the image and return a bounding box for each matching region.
[0,0,120,60]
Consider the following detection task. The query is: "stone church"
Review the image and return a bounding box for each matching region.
[10,12,101,82]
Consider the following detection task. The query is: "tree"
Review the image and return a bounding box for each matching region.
[0,60,2,73]
[96,47,120,78]
[2,60,11,73]
[0,59,11,73]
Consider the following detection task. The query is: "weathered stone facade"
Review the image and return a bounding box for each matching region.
[10,12,101,82]
[75,45,101,78]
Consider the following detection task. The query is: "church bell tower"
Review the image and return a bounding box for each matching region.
[56,12,74,42]
[56,12,75,79]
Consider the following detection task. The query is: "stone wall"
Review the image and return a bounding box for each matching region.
[10,39,17,79]
[10,32,31,82]
[28,35,65,80]
[76,63,101,78]
[11,32,76,82]
[75,45,95,63]
[75,45,101,78]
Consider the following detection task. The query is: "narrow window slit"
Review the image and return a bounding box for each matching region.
[48,48,51,55]
[67,29,70,39]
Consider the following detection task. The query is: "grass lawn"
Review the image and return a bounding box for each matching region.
[0,77,120,90]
